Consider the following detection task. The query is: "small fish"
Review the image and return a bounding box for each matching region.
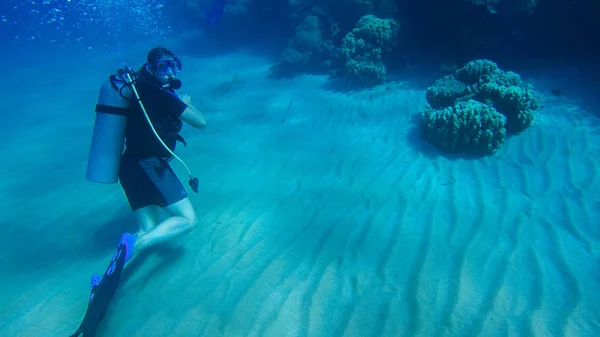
[550,88,562,96]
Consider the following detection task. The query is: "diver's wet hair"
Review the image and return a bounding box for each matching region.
[147,47,176,64]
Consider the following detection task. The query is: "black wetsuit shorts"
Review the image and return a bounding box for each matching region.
[118,153,187,211]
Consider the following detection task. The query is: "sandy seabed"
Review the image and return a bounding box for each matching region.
[0,46,599,337]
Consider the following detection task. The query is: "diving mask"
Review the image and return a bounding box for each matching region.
[153,59,182,76]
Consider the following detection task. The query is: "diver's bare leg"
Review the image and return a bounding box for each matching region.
[133,205,161,236]
[133,198,198,254]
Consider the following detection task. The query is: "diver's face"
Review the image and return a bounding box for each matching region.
[150,56,182,85]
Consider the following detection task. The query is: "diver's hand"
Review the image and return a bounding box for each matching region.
[180,94,192,105]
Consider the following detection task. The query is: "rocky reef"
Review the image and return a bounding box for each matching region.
[179,0,594,90]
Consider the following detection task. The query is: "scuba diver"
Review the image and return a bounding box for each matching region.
[113,46,206,259]
[72,47,206,337]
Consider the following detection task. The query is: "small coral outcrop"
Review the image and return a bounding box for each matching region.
[422,100,507,154]
[421,59,540,155]
[333,15,400,86]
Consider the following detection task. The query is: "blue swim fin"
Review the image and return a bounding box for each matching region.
[69,234,134,337]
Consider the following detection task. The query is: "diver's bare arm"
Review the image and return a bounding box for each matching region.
[180,106,206,129]
[180,95,206,129]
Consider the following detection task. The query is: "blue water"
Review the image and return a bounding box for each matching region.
[1,1,599,336]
